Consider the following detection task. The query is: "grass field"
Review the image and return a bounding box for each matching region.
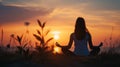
[0,47,120,67]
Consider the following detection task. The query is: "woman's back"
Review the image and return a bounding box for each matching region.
[72,32,90,56]
[56,17,102,56]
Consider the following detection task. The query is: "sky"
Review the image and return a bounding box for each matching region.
[0,0,120,47]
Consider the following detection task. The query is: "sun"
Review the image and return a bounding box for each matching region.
[54,34,59,40]
[52,31,62,54]
[52,31,60,40]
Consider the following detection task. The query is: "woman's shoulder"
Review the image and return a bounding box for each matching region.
[71,33,74,35]
[71,33,75,36]
[70,33,75,38]
[86,32,91,39]
[86,32,90,35]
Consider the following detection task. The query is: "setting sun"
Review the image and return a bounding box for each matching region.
[54,34,59,40]
[52,31,60,40]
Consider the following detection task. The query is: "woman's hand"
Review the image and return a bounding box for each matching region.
[56,42,69,49]
[92,42,103,49]
[56,42,61,47]
[99,42,103,47]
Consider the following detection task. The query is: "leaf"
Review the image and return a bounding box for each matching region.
[20,34,23,40]
[23,43,28,48]
[42,22,46,29]
[17,36,21,44]
[17,35,23,45]
[33,34,42,42]
[45,37,53,45]
[37,19,42,27]
[45,30,50,36]
[36,29,41,35]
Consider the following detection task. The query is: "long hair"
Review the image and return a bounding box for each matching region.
[74,17,89,40]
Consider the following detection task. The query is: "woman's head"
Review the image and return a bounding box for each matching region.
[74,17,88,40]
[75,17,86,30]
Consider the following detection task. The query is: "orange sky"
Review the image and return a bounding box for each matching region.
[0,0,120,49]
[1,18,120,47]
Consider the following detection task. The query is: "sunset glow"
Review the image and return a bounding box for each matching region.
[54,34,59,40]
[0,0,120,66]
[52,31,60,40]
[53,47,61,54]
[0,0,120,48]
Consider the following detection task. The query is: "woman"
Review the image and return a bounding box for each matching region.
[56,17,103,56]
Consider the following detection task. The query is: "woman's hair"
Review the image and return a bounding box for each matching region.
[74,17,89,40]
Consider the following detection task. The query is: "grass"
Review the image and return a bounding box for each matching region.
[0,43,120,67]
[0,51,119,67]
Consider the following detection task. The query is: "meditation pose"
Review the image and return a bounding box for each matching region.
[56,17,103,56]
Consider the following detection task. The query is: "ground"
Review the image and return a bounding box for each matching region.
[0,54,120,67]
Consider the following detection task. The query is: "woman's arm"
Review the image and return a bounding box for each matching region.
[56,33,73,49]
[88,33,94,49]
[88,33,103,50]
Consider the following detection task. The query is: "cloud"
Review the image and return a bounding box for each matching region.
[90,0,120,10]
[2,0,120,11]
[1,0,120,27]
[0,2,53,24]
[1,0,120,10]
[40,0,120,11]
[1,0,42,7]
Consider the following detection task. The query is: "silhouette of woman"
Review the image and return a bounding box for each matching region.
[56,17,103,56]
